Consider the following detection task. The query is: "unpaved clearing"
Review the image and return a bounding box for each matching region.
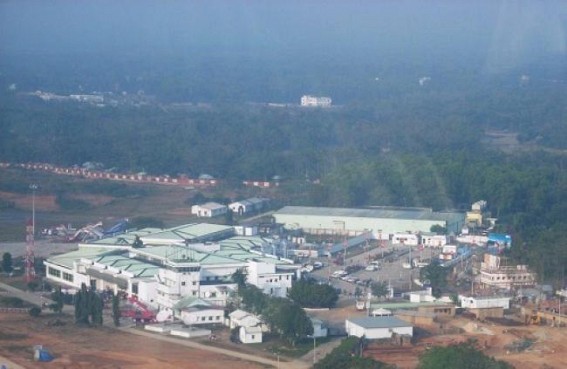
[362,318,567,369]
[0,312,275,369]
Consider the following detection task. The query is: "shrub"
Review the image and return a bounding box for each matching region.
[29,307,42,317]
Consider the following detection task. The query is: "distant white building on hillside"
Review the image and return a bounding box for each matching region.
[300,95,332,107]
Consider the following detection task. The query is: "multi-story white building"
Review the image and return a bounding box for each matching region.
[480,254,536,290]
[44,224,300,311]
[300,95,332,107]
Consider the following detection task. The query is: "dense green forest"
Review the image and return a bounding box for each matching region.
[1,79,566,284]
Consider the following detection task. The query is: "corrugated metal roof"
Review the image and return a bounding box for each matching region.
[47,248,112,268]
[347,316,411,329]
[275,206,461,221]
[141,223,233,242]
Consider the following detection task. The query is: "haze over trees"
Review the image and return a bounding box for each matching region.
[0,1,565,285]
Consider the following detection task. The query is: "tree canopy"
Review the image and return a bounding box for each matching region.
[237,284,312,345]
[420,261,449,298]
[417,341,514,369]
[288,279,339,309]
[314,337,394,369]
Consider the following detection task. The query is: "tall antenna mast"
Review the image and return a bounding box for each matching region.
[25,184,38,282]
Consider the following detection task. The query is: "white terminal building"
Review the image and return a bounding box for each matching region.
[44,223,300,312]
[300,95,332,107]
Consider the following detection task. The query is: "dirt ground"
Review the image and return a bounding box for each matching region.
[0,312,272,369]
[362,317,567,369]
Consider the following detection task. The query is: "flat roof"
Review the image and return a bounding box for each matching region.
[370,301,454,310]
[275,206,462,222]
[347,316,411,329]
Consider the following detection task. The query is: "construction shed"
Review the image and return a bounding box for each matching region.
[345,316,413,339]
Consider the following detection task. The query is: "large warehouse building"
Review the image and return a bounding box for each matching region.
[273,206,465,237]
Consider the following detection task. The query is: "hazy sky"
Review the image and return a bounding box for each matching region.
[1,0,566,97]
[2,1,565,57]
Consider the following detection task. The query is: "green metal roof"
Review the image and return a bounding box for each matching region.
[141,223,233,242]
[47,248,113,269]
[133,245,239,265]
[173,296,212,310]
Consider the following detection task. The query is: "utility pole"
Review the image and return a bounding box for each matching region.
[310,335,316,365]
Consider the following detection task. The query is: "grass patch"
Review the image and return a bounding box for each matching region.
[263,335,333,358]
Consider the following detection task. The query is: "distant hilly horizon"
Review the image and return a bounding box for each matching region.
[1,1,565,102]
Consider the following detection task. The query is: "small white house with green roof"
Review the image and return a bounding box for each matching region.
[174,297,224,326]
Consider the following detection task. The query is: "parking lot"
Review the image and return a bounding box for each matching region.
[306,242,439,301]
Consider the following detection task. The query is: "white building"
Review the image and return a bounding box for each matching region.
[370,308,392,317]
[247,260,293,298]
[459,295,510,310]
[229,197,269,216]
[228,309,263,329]
[392,233,419,246]
[300,95,332,107]
[175,297,225,326]
[44,224,301,314]
[191,202,228,218]
[234,225,258,236]
[420,233,447,247]
[480,254,536,290]
[311,318,328,338]
[409,288,435,303]
[273,206,465,237]
[345,317,413,339]
[239,325,263,344]
[228,309,266,344]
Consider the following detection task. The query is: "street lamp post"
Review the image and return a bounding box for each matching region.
[309,335,316,365]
